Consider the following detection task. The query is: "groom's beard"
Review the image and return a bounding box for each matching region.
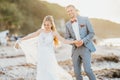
[70,14,77,19]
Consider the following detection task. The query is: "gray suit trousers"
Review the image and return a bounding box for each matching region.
[72,45,96,80]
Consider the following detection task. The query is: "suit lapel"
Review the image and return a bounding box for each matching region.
[68,21,76,39]
[77,16,82,37]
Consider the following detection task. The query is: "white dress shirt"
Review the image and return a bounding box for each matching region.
[71,21,81,40]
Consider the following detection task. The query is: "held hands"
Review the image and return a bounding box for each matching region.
[73,40,84,48]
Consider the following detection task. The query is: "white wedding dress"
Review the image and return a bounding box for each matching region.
[16,31,73,80]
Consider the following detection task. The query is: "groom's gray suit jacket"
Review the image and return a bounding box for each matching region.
[65,15,96,54]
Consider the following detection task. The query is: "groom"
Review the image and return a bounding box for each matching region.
[65,5,96,80]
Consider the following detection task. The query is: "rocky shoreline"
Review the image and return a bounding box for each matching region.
[0,44,120,80]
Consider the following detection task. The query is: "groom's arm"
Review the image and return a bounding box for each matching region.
[65,24,74,40]
[65,23,75,46]
[82,17,95,45]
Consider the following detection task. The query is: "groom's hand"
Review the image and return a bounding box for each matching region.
[74,40,84,48]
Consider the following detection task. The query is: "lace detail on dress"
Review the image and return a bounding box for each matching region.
[38,31,54,47]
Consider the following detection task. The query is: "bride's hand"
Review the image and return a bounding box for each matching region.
[73,40,79,44]
[14,40,21,49]
[14,43,20,49]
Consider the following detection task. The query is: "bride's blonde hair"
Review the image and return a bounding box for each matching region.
[42,15,59,46]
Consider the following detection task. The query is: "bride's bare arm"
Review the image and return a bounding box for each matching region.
[14,29,42,49]
[21,29,42,41]
[53,31,77,44]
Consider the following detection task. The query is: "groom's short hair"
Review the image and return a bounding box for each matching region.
[65,5,76,10]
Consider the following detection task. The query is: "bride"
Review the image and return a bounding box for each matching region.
[15,15,77,80]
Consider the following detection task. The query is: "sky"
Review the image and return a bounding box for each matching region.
[44,0,120,24]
